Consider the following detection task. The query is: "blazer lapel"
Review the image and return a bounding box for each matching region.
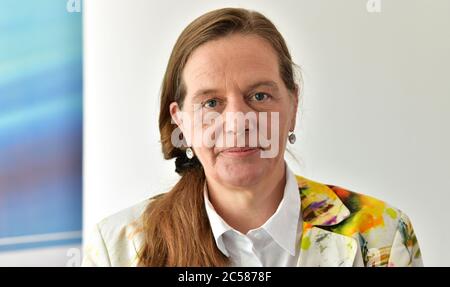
[295,175,358,267]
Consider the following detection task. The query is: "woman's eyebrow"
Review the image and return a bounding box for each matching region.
[246,80,279,92]
[193,88,219,99]
[192,80,279,100]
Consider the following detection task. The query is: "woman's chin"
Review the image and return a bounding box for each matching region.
[216,161,266,187]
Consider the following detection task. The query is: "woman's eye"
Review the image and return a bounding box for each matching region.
[203,99,218,108]
[252,92,270,102]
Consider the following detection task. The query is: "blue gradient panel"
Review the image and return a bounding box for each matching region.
[0,0,82,251]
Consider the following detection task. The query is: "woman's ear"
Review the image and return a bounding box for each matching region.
[169,102,183,129]
[289,84,300,131]
[170,102,191,146]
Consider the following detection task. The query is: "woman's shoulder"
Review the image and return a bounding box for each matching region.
[82,194,163,267]
[296,173,416,234]
[295,173,410,222]
[97,198,151,234]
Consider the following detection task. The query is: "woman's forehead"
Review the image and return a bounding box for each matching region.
[182,34,282,94]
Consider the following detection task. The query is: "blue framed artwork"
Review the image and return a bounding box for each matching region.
[0,0,83,251]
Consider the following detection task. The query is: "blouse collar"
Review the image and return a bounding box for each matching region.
[203,162,301,257]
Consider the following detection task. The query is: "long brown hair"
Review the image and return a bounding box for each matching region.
[138,7,299,266]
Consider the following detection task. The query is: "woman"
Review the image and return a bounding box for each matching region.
[82,8,423,267]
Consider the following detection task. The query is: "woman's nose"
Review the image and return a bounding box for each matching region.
[222,94,257,135]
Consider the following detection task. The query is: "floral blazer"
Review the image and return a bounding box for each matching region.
[82,174,423,267]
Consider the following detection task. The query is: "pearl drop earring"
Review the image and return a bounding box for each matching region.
[288,131,296,144]
[186,147,194,159]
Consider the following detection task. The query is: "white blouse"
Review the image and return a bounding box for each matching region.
[203,164,302,267]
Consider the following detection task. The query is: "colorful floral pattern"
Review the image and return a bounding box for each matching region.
[296,174,423,267]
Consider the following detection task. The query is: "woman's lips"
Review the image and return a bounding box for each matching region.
[219,147,261,157]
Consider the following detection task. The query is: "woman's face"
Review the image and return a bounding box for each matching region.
[170,33,298,188]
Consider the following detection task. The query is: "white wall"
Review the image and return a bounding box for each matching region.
[83,0,450,266]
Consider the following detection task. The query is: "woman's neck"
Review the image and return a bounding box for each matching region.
[206,162,287,235]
